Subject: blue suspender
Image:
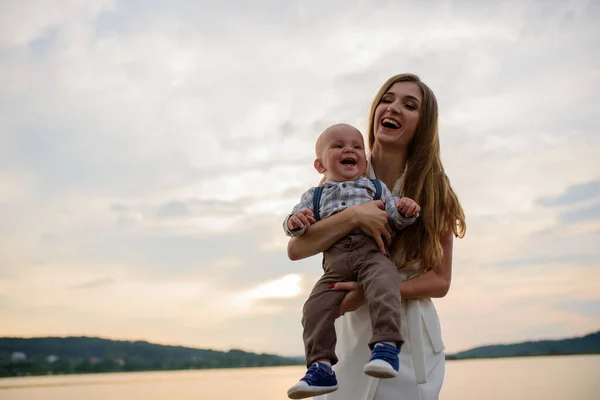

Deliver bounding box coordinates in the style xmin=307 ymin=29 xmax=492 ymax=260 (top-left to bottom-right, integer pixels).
xmin=371 ymin=179 xmax=382 ymax=201
xmin=313 ymin=186 xmax=325 ymax=222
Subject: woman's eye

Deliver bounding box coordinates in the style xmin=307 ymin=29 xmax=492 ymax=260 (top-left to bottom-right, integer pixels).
xmin=381 ymin=98 xmax=392 ymax=104
xmin=405 ymin=104 xmax=416 ymax=110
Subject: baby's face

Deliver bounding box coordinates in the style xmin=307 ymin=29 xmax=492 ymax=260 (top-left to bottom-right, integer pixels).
xmin=315 ymin=125 xmax=367 ymax=182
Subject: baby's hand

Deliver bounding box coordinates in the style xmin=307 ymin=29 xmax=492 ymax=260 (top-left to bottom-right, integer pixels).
xmin=288 ymin=208 xmax=316 ymax=231
xmin=396 ymin=197 xmax=420 ymax=217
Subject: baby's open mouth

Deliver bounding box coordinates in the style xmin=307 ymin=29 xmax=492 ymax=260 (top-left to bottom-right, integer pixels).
xmin=341 ymin=158 xmax=356 ymax=165
xmin=381 ymin=117 xmax=401 ymax=129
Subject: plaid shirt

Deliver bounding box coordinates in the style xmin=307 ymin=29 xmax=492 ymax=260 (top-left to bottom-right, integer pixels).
xmin=283 ymin=176 xmax=418 ymax=237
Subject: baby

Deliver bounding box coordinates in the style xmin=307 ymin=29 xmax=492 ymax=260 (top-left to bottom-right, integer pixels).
xmin=284 ymin=123 xmax=420 ymax=399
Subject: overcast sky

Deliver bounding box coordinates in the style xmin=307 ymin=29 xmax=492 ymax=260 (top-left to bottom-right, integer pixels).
xmin=1 ymin=0 xmax=599 ymax=356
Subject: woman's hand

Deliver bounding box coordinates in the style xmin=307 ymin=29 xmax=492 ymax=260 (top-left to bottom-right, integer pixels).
xmin=331 ymin=282 xmax=366 ymax=317
xmin=350 ymin=200 xmax=392 ymax=255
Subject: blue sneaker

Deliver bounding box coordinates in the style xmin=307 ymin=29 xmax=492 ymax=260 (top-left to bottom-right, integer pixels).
xmin=363 ymin=343 xmax=400 ymax=378
xmin=287 ymin=362 xmax=338 ymax=399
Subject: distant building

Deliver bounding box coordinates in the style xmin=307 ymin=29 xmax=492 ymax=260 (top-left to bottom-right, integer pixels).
xmin=113 ymin=357 xmax=125 ymax=366
xmin=11 ymin=352 xmax=27 ymax=362
xmin=89 ymin=357 xmax=102 ymax=365
xmin=46 ymin=355 xmax=59 ymax=364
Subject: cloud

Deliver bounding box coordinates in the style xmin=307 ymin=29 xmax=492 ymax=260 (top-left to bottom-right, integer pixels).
xmin=537 ymin=179 xmax=600 ymax=207
xmin=0 ymin=0 xmax=116 ymax=46
xmin=71 ymin=277 xmax=115 ymax=290
xmin=555 ymin=300 xmax=600 ymax=318
xmin=488 ymin=254 xmax=598 ymax=269
xmin=235 ymin=273 xmax=302 ymax=302
xmin=155 ymin=201 xmax=191 ymax=219
xmin=560 ymin=202 xmax=600 ymax=224
xmin=154 ymin=199 xmax=248 ymax=220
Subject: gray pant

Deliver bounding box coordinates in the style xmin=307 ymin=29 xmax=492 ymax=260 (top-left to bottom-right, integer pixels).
xmin=302 ymin=232 xmax=403 ymax=366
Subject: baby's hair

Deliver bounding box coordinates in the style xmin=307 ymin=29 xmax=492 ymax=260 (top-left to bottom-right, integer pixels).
xmin=315 ymin=123 xmax=362 ymax=158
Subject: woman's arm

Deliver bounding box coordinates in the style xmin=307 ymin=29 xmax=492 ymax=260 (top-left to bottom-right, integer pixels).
xmin=287 ymin=200 xmax=392 ymax=261
xmin=287 ymin=208 xmax=356 ymax=261
xmin=400 ymin=230 xmax=453 ymax=298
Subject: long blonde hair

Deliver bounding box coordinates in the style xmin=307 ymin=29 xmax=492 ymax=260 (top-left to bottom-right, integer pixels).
xmin=367 ymin=74 xmax=466 ymax=271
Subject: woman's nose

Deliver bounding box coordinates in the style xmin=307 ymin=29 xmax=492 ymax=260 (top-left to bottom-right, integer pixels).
xmin=387 ymin=101 xmax=401 ymax=114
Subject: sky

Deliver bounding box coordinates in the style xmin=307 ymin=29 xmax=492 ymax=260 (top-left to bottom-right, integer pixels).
xmin=0 ymin=0 xmax=599 ymax=357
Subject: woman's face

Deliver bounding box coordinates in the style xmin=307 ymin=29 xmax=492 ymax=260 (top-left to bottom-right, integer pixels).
xmin=373 ymin=81 xmax=422 ymax=149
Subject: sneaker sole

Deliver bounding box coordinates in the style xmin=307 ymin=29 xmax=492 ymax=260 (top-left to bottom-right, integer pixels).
xmin=287 ymin=385 xmax=339 ymax=399
xmin=364 ymin=362 xmax=397 ymax=379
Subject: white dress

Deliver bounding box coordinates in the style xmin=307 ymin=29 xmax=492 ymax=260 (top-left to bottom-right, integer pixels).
xmin=315 ymin=164 xmax=446 ymax=400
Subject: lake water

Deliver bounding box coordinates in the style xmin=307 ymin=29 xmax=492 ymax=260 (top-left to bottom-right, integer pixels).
xmin=0 ymin=355 xmax=598 ymax=399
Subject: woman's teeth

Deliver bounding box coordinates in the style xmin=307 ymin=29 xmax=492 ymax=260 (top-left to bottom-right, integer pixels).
xmin=382 ymin=118 xmax=400 ymax=129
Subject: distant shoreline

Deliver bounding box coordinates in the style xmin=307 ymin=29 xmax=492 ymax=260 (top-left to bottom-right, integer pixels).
xmin=2 ymin=331 xmax=598 ymax=378
xmin=445 ymin=352 xmax=600 ymax=361
xmin=444 ymin=330 xmax=599 ymax=360
xmin=0 ymin=337 xmax=303 ymax=379
xmin=3 ymin=353 xmax=600 ymax=380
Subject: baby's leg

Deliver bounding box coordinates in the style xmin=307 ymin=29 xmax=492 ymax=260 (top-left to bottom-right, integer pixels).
xmin=302 ymin=240 xmax=354 ymax=366
xmin=352 ymin=243 xmax=403 ymax=378
xmin=302 ymin=273 xmax=348 ymax=366
xmin=288 ymin=249 xmax=350 ymax=399
xmin=354 ymin=244 xmax=403 ymax=348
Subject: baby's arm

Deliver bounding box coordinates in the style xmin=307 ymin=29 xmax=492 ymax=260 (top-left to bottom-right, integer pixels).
xmin=396 ymin=197 xmax=420 ymax=218
xmin=283 ymin=188 xmax=317 ymax=237
xmin=379 ymin=183 xmax=419 ymax=231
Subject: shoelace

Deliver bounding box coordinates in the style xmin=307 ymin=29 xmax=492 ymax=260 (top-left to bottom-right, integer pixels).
xmin=302 ymin=363 xmax=332 ymax=384
xmin=370 ymin=345 xmax=399 ymax=364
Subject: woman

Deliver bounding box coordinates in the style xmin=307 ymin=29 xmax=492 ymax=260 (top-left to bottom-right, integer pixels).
xmin=288 ymin=73 xmax=466 ymax=400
